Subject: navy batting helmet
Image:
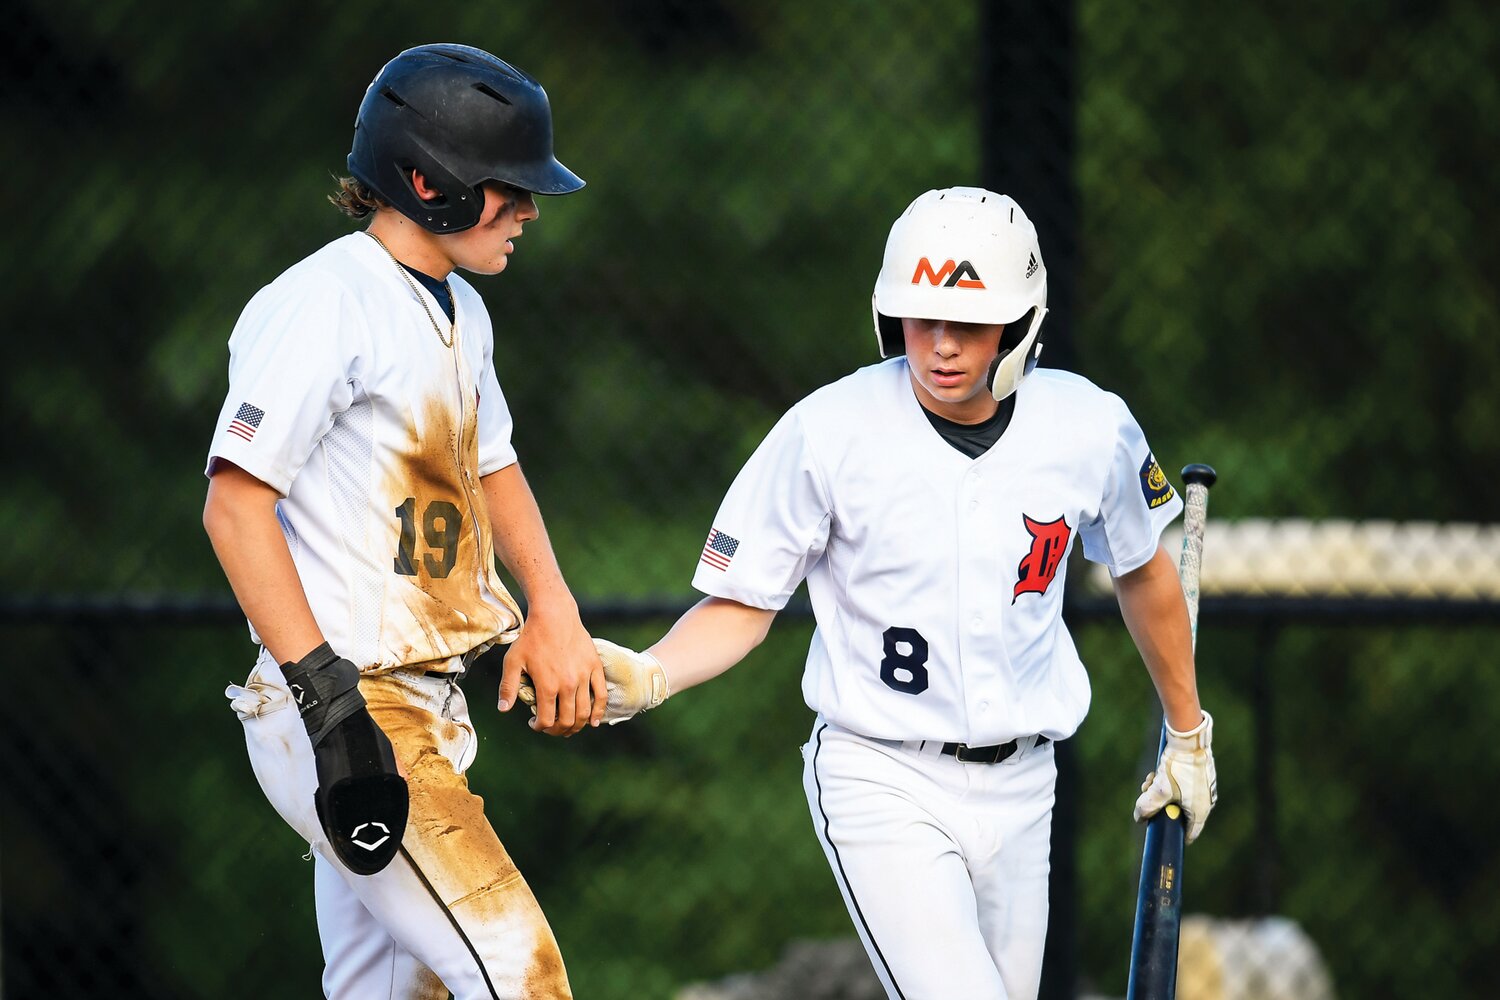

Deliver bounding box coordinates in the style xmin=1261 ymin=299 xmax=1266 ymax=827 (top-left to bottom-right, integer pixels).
xmin=348 ymin=43 xmax=585 ymax=233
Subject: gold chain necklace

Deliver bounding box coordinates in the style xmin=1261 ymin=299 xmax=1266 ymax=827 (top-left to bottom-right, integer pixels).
xmin=363 ymin=231 xmax=456 ymax=349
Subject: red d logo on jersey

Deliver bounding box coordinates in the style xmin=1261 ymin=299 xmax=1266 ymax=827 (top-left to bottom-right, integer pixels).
xmin=1014 ymin=514 xmax=1071 ymax=602
xmin=912 ymin=257 xmax=986 ymax=288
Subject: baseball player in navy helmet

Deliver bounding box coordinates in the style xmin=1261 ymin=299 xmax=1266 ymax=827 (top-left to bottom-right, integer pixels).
xmin=203 ymin=44 xmax=601 ymax=999
xmin=581 ymin=188 xmax=1218 ymax=999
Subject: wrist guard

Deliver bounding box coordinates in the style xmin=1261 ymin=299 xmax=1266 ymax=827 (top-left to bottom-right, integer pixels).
xmin=281 ymin=644 xmax=366 ymax=746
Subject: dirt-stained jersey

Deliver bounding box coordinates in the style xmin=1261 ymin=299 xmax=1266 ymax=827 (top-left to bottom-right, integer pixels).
xmin=206 ymin=233 xmax=522 ymax=672
xmin=692 ymin=358 xmax=1182 ymax=745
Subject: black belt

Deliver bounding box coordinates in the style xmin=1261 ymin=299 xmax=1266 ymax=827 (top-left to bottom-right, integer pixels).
xmin=941 ymin=735 xmax=1049 ymax=764
xmin=419 ymin=650 xmax=481 ymax=679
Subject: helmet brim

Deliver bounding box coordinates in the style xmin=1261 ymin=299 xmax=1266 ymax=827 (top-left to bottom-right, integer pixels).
xmin=503 ymin=158 xmax=586 ymax=196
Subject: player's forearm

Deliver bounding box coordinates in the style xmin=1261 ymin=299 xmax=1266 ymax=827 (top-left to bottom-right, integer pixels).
xmin=647 ymin=597 xmax=777 ymax=693
xmin=481 ymin=464 xmax=578 ymax=616
xmin=203 ymin=464 xmax=325 ymax=664
xmin=1114 ymin=544 xmax=1202 ymax=732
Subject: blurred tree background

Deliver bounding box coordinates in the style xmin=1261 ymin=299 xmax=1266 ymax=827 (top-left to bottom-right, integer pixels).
xmin=3 ymin=0 xmax=1497 ymax=998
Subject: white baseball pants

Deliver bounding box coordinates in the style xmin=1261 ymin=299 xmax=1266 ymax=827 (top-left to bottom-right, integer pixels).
xmin=803 ymin=719 xmax=1056 ymax=1000
xmin=227 ymin=650 xmax=570 ymax=1000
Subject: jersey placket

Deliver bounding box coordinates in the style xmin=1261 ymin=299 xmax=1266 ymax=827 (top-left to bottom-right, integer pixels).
xmin=443 ymin=304 xmax=493 ymax=616
xmin=954 ymin=457 xmax=1013 ymax=743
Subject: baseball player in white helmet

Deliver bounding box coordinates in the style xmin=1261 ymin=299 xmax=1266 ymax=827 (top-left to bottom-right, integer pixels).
xmin=202 ymin=44 xmax=602 ymax=999
xmin=585 ymin=188 xmax=1218 ymax=999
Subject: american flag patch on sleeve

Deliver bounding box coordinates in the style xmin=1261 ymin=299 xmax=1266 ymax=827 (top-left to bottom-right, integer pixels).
xmin=226 ymin=402 xmax=265 ymax=442
xmin=700 ymin=528 xmax=740 ymax=571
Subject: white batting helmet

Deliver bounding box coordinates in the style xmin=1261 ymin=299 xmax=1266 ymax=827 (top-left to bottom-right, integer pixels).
xmin=871 ymin=187 xmax=1048 ymax=401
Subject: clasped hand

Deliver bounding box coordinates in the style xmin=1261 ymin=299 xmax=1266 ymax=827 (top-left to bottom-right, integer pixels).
xmin=518 ymin=637 xmax=669 ymax=729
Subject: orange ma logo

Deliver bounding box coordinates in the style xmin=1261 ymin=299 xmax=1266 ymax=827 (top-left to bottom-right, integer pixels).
xmin=912 ymin=258 xmax=986 ymax=289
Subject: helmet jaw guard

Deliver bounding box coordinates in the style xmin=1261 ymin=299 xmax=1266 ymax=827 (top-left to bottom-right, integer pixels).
xmin=870 ymin=187 xmax=1049 ymax=401
xmin=348 ymin=44 xmax=584 ymax=234
xmin=986 ymin=305 xmax=1048 ymax=402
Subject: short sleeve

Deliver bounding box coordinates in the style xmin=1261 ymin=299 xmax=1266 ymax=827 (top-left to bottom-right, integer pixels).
xmin=691 ymin=409 xmax=833 ymax=610
xmin=476 ymin=350 xmax=518 ymax=475
xmin=205 ymin=279 xmax=360 ymax=494
xmin=1078 ymin=394 xmax=1184 ymax=576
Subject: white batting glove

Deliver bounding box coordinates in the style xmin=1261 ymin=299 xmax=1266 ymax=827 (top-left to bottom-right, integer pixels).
xmin=517 ymin=638 xmax=670 ymax=725
xmin=1133 ymin=711 xmax=1218 ymax=844
xmin=591 ymin=638 xmax=671 ymax=724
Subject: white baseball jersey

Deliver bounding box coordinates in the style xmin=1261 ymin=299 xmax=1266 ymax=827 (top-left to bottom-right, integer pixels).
xmin=206 ymin=233 xmax=522 ymax=672
xmin=693 ymin=358 xmax=1182 ymax=746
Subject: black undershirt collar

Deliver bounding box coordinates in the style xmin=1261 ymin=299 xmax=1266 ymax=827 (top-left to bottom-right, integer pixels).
xmin=919 ymin=393 xmax=1017 ymax=459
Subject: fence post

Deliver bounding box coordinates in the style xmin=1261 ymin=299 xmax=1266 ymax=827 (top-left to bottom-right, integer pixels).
xmin=979 ymin=0 xmax=1079 ymax=372
xmin=983 ymin=2 xmax=1079 ymax=996
xmin=1041 ymin=736 xmax=1079 ymax=1000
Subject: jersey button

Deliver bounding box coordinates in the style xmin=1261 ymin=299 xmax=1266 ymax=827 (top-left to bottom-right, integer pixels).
xmin=979 ymin=700 xmax=990 ymax=712
xmin=969 ymin=499 xmax=980 ymax=510
xmin=970 ymin=616 xmax=983 ymax=632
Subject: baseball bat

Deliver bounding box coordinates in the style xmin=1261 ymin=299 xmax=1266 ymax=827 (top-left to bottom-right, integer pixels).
xmin=1124 ymin=463 xmax=1217 ymax=1000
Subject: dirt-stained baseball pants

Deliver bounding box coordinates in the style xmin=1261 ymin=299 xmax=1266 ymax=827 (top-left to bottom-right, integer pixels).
xmin=227 ymin=649 xmax=570 ymax=1000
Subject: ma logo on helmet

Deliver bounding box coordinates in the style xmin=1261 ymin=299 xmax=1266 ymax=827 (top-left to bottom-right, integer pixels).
xmin=912 ymin=257 xmax=986 ymax=289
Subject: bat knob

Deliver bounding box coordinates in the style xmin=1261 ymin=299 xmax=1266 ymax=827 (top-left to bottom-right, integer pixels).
xmin=1181 ymin=463 xmax=1217 ymax=489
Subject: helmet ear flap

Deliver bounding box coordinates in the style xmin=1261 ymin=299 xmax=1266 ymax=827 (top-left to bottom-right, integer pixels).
xmin=385 ymin=151 xmax=485 ymax=232
xmin=877 ymin=313 xmax=904 ymax=359
xmin=871 ymin=297 xmax=906 ymax=359
xmin=998 ymin=307 xmax=1037 ymax=356
xmin=987 ymin=307 xmax=1048 ymax=402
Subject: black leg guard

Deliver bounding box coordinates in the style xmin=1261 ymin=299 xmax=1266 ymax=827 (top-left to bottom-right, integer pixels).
xmin=283 ymin=643 xmax=409 ymax=875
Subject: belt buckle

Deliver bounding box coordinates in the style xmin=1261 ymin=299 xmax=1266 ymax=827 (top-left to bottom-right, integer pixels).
xmin=957 ymin=743 xmax=1005 ymax=764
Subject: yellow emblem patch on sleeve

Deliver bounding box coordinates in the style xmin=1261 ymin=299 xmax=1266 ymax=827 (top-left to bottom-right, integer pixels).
xmin=1139 ymin=453 xmax=1176 ymax=509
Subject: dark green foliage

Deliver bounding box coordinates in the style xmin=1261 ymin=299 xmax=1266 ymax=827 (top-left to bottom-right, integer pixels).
xmin=4 ymin=0 xmax=1499 ymax=997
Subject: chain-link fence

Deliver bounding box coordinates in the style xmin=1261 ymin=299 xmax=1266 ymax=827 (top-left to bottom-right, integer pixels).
xmin=6 ymin=0 xmax=1499 ymax=997
xmin=6 ymin=603 xmax=1497 ymax=999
